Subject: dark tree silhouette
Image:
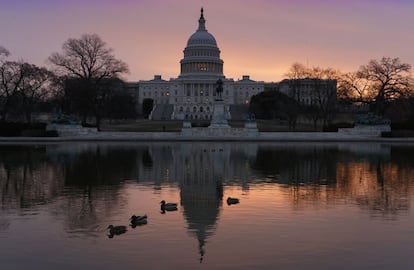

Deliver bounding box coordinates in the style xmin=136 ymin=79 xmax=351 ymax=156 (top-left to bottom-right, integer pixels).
xmin=1 ymin=47 xmax=53 ymax=123
xmin=249 ymin=91 xmax=300 ymax=129
xmin=284 ymin=63 xmax=339 ymax=129
xmin=49 ymin=34 xmax=129 ymax=130
xmin=357 ymin=57 xmax=412 ymax=115
xmin=337 ymin=71 xmax=371 ymax=105
xmin=0 ymin=60 xmax=22 ymax=121
xmin=19 ymin=63 xmax=53 ymax=123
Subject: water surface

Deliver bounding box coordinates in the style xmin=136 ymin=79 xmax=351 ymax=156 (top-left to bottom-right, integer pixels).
xmin=1 ymin=142 xmax=414 ymax=269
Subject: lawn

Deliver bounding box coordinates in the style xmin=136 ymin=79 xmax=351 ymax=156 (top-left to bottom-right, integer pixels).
xmin=101 ymin=119 xmax=318 ymax=132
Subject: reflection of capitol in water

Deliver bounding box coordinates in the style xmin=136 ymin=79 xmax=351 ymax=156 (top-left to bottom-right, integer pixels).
xmin=137 ymin=142 xmax=259 ymax=262
xmin=2 ymin=142 xmax=414 ymax=243
xmin=138 ymin=142 xmax=259 ymax=186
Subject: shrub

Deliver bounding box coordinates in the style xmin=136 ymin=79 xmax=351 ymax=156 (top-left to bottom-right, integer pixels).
xmin=391 ymin=122 xmax=414 ymax=131
xmin=0 ymin=122 xmax=55 ymax=137
xmin=0 ymin=122 xmax=27 ymax=136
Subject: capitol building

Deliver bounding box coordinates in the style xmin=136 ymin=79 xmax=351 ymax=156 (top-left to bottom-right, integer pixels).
xmin=135 ymin=8 xmax=264 ymax=121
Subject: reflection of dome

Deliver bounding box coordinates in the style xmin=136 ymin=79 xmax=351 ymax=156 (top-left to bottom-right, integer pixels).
xmin=180 ymin=178 xmax=223 ymax=263
xmin=180 ymin=8 xmax=224 ymax=78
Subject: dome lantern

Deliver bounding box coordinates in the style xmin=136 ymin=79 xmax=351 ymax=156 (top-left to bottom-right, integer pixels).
xmin=198 ymin=8 xmax=206 ymax=31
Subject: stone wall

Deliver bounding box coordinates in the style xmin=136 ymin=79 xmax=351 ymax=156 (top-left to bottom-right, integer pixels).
xmin=338 ymin=124 xmax=390 ymax=137
xmin=46 ymin=124 xmax=98 ymax=137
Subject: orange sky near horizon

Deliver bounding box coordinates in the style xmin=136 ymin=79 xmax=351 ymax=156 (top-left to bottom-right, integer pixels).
xmin=1 ymin=0 xmax=413 ymax=82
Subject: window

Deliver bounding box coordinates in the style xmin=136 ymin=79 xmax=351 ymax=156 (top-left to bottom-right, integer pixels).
xmin=186 ymin=85 xmax=191 ymax=96
xmin=194 ymin=86 xmax=198 ymax=96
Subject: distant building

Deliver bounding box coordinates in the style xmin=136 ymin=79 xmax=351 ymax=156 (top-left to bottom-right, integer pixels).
xmin=278 ymin=78 xmax=337 ymax=107
xmin=130 ymin=9 xmax=338 ymax=121
xmin=134 ymin=9 xmax=264 ymax=120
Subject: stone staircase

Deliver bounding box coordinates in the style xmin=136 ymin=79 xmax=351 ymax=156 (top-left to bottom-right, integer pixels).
xmin=229 ymin=105 xmax=249 ymax=121
xmin=149 ymin=104 xmax=174 ymax=120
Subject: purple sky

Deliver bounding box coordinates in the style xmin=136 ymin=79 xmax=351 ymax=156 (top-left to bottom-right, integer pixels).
xmin=1 ymin=0 xmax=413 ymax=82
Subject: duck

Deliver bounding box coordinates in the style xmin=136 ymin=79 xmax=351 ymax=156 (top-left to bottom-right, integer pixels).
xmin=107 ymin=225 xmax=127 ymax=237
xmin=160 ymin=200 xmax=178 ymax=211
xmin=226 ymin=197 xmax=240 ymax=205
xmin=130 ymin=214 xmax=148 ymax=226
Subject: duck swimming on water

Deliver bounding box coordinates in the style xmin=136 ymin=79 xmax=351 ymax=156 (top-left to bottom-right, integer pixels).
xmin=107 ymin=225 xmax=127 ymax=238
xmin=130 ymin=214 xmax=148 ymax=227
xmin=160 ymin=200 xmax=178 ymax=211
xmin=226 ymin=197 xmax=240 ymax=205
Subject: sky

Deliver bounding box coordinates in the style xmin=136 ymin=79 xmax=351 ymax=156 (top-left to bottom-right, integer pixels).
xmin=1 ymin=0 xmax=413 ymax=82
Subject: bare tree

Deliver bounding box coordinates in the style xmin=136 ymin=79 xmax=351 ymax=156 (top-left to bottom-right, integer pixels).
xmin=0 ymin=46 xmax=10 ymax=60
xmin=0 ymin=47 xmax=12 ymax=121
xmin=49 ymin=34 xmax=129 ymax=130
xmin=285 ymin=62 xmax=340 ymax=80
xmin=1 ymin=46 xmax=54 ymax=123
xmin=284 ymin=63 xmax=339 ymax=129
xmin=357 ymin=57 xmax=413 ymax=115
xmin=0 ymin=60 xmax=24 ymax=121
xmin=309 ymin=66 xmax=340 ymax=80
xmin=284 ymin=62 xmax=311 ymax=79
xmin=19 ymin=63 xmax=54 ymax=123
xmin=337 ymin=72 xmax=371 ymax=104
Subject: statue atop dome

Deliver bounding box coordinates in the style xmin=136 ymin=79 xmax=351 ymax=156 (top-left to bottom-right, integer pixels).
xmin=198 ymin=7 xmax=206 ymax=31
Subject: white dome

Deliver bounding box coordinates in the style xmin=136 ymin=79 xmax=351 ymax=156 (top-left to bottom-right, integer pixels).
xmin=179 ymin=8 xmax=224 ymax=78
xmin=187 ymin=30 xmax=217 ymax=47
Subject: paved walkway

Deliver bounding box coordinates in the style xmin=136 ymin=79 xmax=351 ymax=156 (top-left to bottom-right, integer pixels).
xmin=1 ymin=131 xmax=414 ymax=143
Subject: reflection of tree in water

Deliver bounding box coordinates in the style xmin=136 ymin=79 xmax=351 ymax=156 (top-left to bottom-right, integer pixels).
xmin=50 ymin=144 xmax=141 ymax=232
xmin=251 ymin=144 xmax=414 ymax=219
xmin=0 ymin=216 xmax=10 ymax=231
xmin=0 ymin=144 xmax=143 ymax=234
xmin=0 ymin=145 xmax=63 ymax=210
xmin=142 ymin=148 xmax=153 ymax=168
xmin=336 ymin=146 xmax=414 ymax=219
xmin=49 ymin=144 xmax=139 ymax=186
xmin=252 ymin=145 xmax=338 ymax=185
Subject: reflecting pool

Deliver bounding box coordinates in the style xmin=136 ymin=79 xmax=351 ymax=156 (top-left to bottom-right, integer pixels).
xmin=1 ymin=142 xmax=414 ymax=269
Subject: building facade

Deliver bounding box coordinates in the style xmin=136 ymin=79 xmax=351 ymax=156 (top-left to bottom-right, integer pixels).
xmin=278 ymin=78 xmax=337 ymax=107
xmin=136 ymin=9 xmax=264 ymax=120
